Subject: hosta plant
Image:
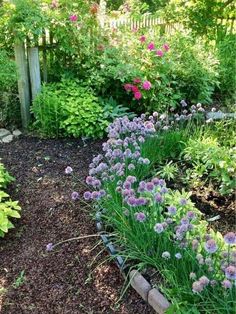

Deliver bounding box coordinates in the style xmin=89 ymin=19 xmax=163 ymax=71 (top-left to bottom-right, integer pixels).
xmin=0 ymin=163 xmax=21 ymax=237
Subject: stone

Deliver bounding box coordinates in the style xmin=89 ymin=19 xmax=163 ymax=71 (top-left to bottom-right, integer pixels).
xmin=0 ymin=128 xmax=11 ymax=139
xmin=2 ymin=134 xmax=14 ymax=143
xmin=13 ymin=129 xmax=22 ymax=137
xmin=148 ymin=288 xmax=170 ymax=314
xmin=206 ymin=112 xmax=236 ymax=120
xmin=130 ymin=270 xmax=152 ymax=302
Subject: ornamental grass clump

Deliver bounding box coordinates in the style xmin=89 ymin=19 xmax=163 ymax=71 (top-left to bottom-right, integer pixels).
xmin=84 ymin=112 xmax=235 ymax=313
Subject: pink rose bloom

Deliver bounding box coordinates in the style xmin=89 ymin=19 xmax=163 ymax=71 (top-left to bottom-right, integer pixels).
xmin=142 ymin=80 xmax=152 ymax=90
xmin=156 ymin=50 xmax=163 ymax=57
xmin=69 ymin=15 xmax=78 ymax=22
xmin=147 ymin=42 xmax=155 ymax=50
xmin=140 ymin=35 xmax=146 ymax=43
xmin=163 ymin=43 xmax=170 ymax=51
xmin=133 ymin=78 xmax=141 ymax=84
xmin=124 ymin=83 xmax=133 ymax=91
xmin=131 ymin=85 xmax=139 ymax=93
xmin=134 ymin=91 xmax=142 ymax=100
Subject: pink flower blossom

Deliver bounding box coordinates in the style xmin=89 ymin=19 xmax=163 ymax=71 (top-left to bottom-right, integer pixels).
xmin=163 ymin=43 xmax=170 ymax=51
xmin=131 ymin=85 xmax=139 ymax=93
xmin=142 ymin=80 xmax=152 ymax=90
xmin=124 ymin=83 xmax=133 ymax=91
xmin=156 ymin=50 xmax=164 ymax=57
xmin=140 ymin=35 xmax=146 ymax=43
xmin=134 ymin=91 xmax=142 ymax=100
xmin=147 ymin=42 xmax=155 ymax=50
xmin=133 ymin=78 xmax=141 ymax=84
xmin=69 ymin=15 xmax=78 ymax=22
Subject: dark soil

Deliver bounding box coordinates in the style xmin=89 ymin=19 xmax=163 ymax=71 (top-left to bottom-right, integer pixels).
xmin=169 ymin=179 xmax=235 ymax=234
xmin=0 ymin=136 xmax=154 ymax=314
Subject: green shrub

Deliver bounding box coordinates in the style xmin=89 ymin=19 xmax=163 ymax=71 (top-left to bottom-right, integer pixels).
xmin=216 ymin=34 xmax=236 ymax=104
xmin=0 ymin=163 xmax=21 ymax=237
xmin=183 ymin=136 xmax=236 ymax=194
xmin=0 ymin=50 xmax=20 ymax=127
xmin=32 ymin=79 xmax=108 ymax=138
xmin=31 ymin=83 xmax=62 ymax=138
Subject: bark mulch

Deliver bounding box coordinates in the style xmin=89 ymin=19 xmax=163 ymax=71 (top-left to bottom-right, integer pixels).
xmin=0 ymin=136 xmax=154 ymax=314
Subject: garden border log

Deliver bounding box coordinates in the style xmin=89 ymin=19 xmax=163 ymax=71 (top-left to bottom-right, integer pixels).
xmin=95 ymin=209 xmax=171 ymax=313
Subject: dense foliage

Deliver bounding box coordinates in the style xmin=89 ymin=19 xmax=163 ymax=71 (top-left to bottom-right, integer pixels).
xmin=32 ymin=78 xmax=134 ymax=138
xmin=0 ymin=162 xmax=21 ymax=237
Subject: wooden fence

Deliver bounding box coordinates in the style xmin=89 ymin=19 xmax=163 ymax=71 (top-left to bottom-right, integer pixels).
xmin=102 ymin=16 xmax=184 ymax=34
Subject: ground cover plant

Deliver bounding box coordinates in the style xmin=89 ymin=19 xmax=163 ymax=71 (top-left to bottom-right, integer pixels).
xmin=0 ymin=162 xmax=21 ymax=237
xmin=83 ymin=111 xmax=236 ymax=313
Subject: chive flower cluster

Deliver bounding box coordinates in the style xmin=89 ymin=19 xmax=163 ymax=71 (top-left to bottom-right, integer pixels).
xmin=83 ymin=110 xmax=235 ymax=296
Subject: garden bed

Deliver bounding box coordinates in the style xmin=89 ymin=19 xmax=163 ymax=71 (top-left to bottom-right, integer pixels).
xmin=84 ymin=113 xmax=236 ymax=313
xmin=0 ymin=136 xmax=154 ymax=314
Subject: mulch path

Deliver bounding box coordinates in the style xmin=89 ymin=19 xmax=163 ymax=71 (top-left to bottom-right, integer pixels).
xmin=0 ymin=136 xmax=154 ymax=314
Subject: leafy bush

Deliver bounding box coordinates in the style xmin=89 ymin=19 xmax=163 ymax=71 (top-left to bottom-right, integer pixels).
xmin=32 ymin=79 xmax=107 ymax=138
xmin=217 ymin=34 xmax=236 ymax=104
xmin=183 ymin=136 xmax=236 ymax=195
xmin=0 ymin=163 xmax=21 ymax=237
xmin=0 ymin=50 xmax=20 ymax=127
xmin=32 ymin=79 xmax=133 ymax=138
xmin=59 ymin=80 xmax=108 ymax=138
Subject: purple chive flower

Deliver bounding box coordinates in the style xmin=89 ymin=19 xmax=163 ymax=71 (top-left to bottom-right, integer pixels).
xmin=152 ymin=178 xmax=160 ymax=186
xmin=199 ymin=276 xmax=210 ymax=286
xmin=126 ymin=175 xmax=137 ymax=183
xmin=225 ymin=265 xmax=236 ymax=280
xmin=127 ymin=196 xmax=137 ymax=206
xmin=162 ymin=251 xmax=170 ymax=259
xmin=143 ymin=158 xmax=150 ymax=165
xmin=179 ymin=198 xmax=187 ymax=206
xmin=192 ymin=281 xmax=204 ymax=293
xmin=186 ymin=211 xmax=196 ymax=220
xmin=83 ymin=191 xmax=92 ymax=200
xmin=180 ymin=217 xmax=189 ymax=225
xmin=222 ymin=279 xmax=232 ymax=289
xmin=128 ymin=164 xmax=135 ymax=171
xmin=159 ymin=179 xmax=165 ymax=186
xmin=154 ymin=193 xmax=163 ymax=203
xmin=189 ymin=272 xmax=196 ymax=280
xmin=180 ymin=100 xmax=188 ymax=107
xmin=91 ymin=191 xmax=100 ymax=200
xmin=224 ymin=232 xmax=236 ymax=245
xmin=123 ymin=181 xmax=132 ymax=189
xmin=86 ymin=176 xmax=93 ymax=185
xmin=71 ymin=191 xmax=79 ymax=200
xmin=154 ymin=223 xmax=164 ymax=234
xmin=167 ymin=205 xmax=177 ymax=215
xmin=146 ymin=182 xmax=154 ymax=191
xmin=136 ymin=197 xmax=148 ymax=206
xmin=99 ymin=190 xmax=106 ymax=197
xmin=175 ymin=253 xmax=182 ymax=259
xmin=135 ymin=212 xmax=146 ymax=222
xmin=160 ymin=187 xmax=168 ymax=194
xmin=205 ymin=239 xmax=218 ymax=254
xmin=65 ymin=166 xmax=73 ymax=174
xmin=46 ymin=243 xmax=54 ymax=252
xmin=166 ymin=218 xmax=173 ymax=224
